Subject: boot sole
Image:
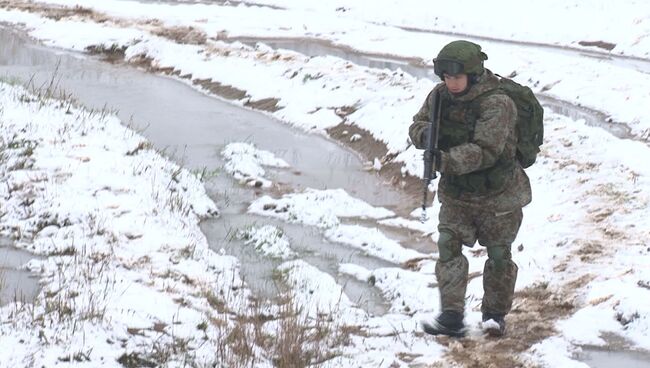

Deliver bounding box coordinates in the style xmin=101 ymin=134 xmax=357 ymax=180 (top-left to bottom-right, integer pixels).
xmin=421 ymin=321 xmax=466 ymax=338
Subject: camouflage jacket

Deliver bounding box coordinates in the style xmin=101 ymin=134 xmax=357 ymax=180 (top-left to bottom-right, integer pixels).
xmin=410 ymin=69 xmax=532 ymax=212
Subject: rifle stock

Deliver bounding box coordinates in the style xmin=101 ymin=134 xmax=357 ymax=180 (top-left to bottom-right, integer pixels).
xmin=421 ymin=90 xmax=441 ymax=223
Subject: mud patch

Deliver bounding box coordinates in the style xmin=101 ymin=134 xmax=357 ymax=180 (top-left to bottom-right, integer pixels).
xmin=578 ymin=40 xmax=617 ymax=51
xmin=432 ymin=281 xmax=577 ymax=368
xmin=85 ymin=44 xmax=127 ymax=63
xmin=327 ymin=123 xmax=422 ymax=203
xmin=0 ymin=1 xmax=110 ymax=23
xmin=84 ymin=43 xmax=279 ymax=113
xmin=244 ymin=97 xmax=281 ymax=112
xmin=328 ymin=123 xmax=387 ymax=161
xmin=151 ymin=26 xmax=207 ymax=45
xmin=1 ymin=1 xmax=201 ymax=47
xmin=192 ymin=78 xmax=247 ymax=100
xmin=574 ymin=240 xmax=604 ymax=262
xmin=42 ymin=5 xmax=108 ymax=22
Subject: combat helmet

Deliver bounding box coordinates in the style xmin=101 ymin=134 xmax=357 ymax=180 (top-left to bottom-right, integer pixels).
xmin=433 ymin=40 xmax=488 ymax=79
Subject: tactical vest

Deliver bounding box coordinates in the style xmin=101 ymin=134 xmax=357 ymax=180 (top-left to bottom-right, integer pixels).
xmin=438 ymin=89 xmax=515 ymax=197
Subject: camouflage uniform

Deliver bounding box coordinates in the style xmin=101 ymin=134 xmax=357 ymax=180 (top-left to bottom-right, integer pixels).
xmin=409 ymin=69 xmax=532 ymax=316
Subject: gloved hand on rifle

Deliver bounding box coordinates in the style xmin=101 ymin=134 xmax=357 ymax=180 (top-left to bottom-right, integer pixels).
xmin=408 ymin=120 xmax=445 ymax=172
xmin=408 ymin=120 xmax=429 ymax=149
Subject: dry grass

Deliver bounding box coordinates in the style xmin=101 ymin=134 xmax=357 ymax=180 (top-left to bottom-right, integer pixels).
xmin=270 ymin=299 xmax=342 ymax=367
xmin=203 ymin=291 xmax=350 ymax=367
xmin=85 ymin=44 xmax=127 ymax=62
xmin=244 ymin=97 xmax=281 ymax=112
xmin=151 ymin=26 xmax=207 ymax=45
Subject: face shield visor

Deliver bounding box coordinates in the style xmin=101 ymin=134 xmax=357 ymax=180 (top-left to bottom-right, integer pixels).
xmin=433 ymin=58 xmax=465 ymax=78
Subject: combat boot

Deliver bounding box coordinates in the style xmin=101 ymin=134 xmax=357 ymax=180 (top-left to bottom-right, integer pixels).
xmin=422 ymin=311 xmax=466 ymax=337
xmin=481 ymin=312 xmax=506 ymax=337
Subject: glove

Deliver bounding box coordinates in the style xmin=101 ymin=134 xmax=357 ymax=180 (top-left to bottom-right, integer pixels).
xmin=408 ymin=121 xmax=429 ymax=149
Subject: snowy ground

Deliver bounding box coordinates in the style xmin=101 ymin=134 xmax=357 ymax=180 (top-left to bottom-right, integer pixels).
xmin=0 ymin=81 xmax=250 ymax=366
xmin=0 ymin=0 xmax=649 ymax=367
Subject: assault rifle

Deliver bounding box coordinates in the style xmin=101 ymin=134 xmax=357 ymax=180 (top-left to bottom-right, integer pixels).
xmin=420 ymin=90 xmax=442 ymax=223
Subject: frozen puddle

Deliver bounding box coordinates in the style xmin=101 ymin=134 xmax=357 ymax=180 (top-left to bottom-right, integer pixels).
xmin=0 ymin=238 xmax=39 ymax=306
xmin=0 ymin=27 xmax=424 ymax=315
xmin=539 ymin=96 xmax=635 ymax=140
xmin=0 ymin=27 xmax=413 ymax=215
xmin=581 ymin=347 xmax=650 ymax=368
xmin=237 ymin=37 xmax=435 ymax=79
xmin=235 ymin=36 xmax=644 ymax=144
xmin=202 ymin=213 xmax=393 ymax=316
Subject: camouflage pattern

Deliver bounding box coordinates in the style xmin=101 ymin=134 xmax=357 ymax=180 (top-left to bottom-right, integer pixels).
xmin=483 ymin=243 xmax=519 ymax=315
xmin=434 ymin=40 xmax=488 ymax=77
xmin=409 ymin=69 xmax=532 ymax=212
xmin=436 ymin=201 xmax=522 ymax=314
xmin=409 ymin=68 xmax=531 ymax=316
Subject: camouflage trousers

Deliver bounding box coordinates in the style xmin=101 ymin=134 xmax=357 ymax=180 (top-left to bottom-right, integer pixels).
xmin=435 ymin=202 xmax=522 ymax=315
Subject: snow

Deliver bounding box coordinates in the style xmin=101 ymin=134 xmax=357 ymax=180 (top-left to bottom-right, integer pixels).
xmin=379 ymin=212 xmax=438 ymax=236
xmin=235 ymin=224 xmax=296 ymax=260
xmin=482 ymin=319 xmax=501 ymax=331
xmin=248 ymin=188 xmax=428 ymax=263
xmin=249 ymin=188 xmax=395 ymax=228
xmin=277 ymin=259 xmax=357 ymax=317
xmin=0 ymin=0 xmax=649 ymax=366
xmin=279 ymin=259 xmax=447 ymax=367
xmin=36 ymin=0 xmax=650 ymax=60
xmin=527 ymin=337 xmax=591 ymax=368
xmin=221 ymin=142 xmax=289 ymax=188
xmin=340 ymin=262 xmax=440 ymax=314
xmin=0 ymin=82 xmax=257 ymax=366
xmin=13 ymin=0 xmax=650 ymax=139
xmin=324 ymin=224 xmax=426 ymax=264
xmin=557 ymin=306 xmax=624 ymax=346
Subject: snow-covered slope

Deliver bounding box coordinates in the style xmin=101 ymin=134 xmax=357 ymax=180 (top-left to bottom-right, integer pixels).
xmin=0 ymin=0 xmax=649 ymax=366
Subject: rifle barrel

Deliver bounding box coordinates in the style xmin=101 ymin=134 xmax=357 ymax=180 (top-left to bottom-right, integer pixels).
xmin=420 ymin=90 xmax=441 ymax=223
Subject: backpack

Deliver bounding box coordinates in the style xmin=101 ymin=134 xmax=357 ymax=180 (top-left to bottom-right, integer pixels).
xmin=495 ymin=75 xmax=544 ymax=168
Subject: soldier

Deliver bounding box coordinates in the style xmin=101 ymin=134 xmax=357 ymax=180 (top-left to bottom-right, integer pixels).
xmin=409 ymin=40 xmax=532 ymax=337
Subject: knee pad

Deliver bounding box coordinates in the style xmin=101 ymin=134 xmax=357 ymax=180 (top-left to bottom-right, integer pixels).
xmin=437 ymin=231 xmax=462 ymax=262
xmin=487 ymin=246 xmax=512 ymax=272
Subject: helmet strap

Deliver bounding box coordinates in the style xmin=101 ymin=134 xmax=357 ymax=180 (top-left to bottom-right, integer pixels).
xmin=468 ymin=72 xmax=482 ymax=85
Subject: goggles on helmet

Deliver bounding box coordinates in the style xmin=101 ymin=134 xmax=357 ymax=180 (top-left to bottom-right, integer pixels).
xmin=433 ymin=58 xmax=465 ymax=77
